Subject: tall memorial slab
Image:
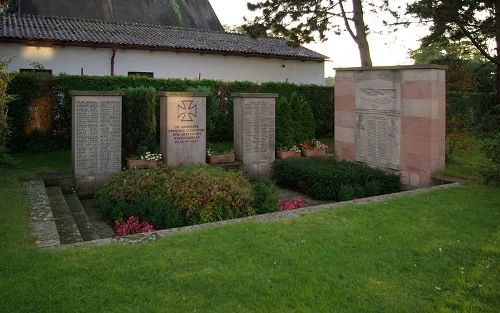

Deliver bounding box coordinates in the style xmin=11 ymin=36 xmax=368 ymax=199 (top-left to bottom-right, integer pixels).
xmin=233 ymin=93 xmax=277 ymax=178
xmin=159 ymin=92 xmax=207 ymax=166
xmin=335 ymin=65 xmax=446 ymax=187
xmin=71 ymin=91 xmax=123 ymax=195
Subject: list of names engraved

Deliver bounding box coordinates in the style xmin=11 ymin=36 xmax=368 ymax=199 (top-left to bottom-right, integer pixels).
xmin=74 ymin=98 xmax=121 ymax=176
xmin=365 ymin=115 xmax=389 ymax=164
xmin=244 ymin=100 xmax=275 ymax=154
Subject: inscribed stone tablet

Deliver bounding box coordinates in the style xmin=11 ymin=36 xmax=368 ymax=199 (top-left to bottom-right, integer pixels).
xmin=71 ymin=92 xmax=122 ymax=189
xmin=159 ymin=92 xmax=207 ymax=166
xmin=233 ymin=93 xmax=276 ymax=178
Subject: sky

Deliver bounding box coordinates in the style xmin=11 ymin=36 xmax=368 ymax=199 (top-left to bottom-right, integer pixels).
xmin=208 ymin=0 xmax=430 ymax=77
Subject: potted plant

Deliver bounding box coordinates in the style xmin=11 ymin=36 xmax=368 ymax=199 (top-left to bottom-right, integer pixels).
xmin=206 ymin=143 xmax=235 ymax=164
xmin=300 ymin=140 xmax=328 ymax=157
xmin=126 ymin=148 xmax=163 ymax=170
xmin=276 ymin=145 xmax=301 ymax=160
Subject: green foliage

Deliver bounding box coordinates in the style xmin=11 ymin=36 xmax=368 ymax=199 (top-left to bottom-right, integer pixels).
xmin=7 ymin=74 xmax=332 ymax=152
xmin=408 ymin=0 xmax=499 ymax=101
xmin=275 ymin=93 xmax=315 ymax=149
xmin=163 ymin=165 xmax=254 ymax=224
xmin=97 ymin=165 xmax=257 ymax=228
xmin=338 ymin=185 xmax=355 ymax=201
xmin=251 ymin=177 xmax=279 ymax=214
xmin=260 ymin=81 xmax=333 ymax=138
xmin=410 ymin=39 xmax=495 ymax=93
xmin=272 ymin=157 xmax=401 ymax=201
xmin=0 ymin=58 xmax=15 ymax=167
xmin=122 ymin=86 xmax=157 ymax=157
xmin=481 ymin=133 xmax=500 ymax=184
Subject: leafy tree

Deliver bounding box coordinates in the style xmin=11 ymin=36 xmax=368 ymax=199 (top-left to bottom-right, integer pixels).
xmin=408 ymin=0 xmax=500 ymax=103
xmin=410 ymin=38 xmax=495 ymax=93
xmin=243 ymin=0 xmax=377 ymax=67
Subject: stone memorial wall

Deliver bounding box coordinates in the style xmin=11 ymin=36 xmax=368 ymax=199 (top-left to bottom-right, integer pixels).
xmin=335 ymin=65 xmax=446 ymax=187
xmin=233 ymin=93 xmax=277 ymax=178
xmin=159 ymin=92 xmax=207 ymax=166
xmin=71 ymin=91 xmax=123 ymax=195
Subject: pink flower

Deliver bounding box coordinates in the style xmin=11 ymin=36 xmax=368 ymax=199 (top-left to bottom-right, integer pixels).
xmin=279 ymin=197 xmax=308 ymax=211
xmin=114 ymin=216 xmax=156 ymax=237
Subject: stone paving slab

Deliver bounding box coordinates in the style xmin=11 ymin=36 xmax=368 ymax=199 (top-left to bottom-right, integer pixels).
xmin=46 ymin=186 xmax=83 ymax=245
xmin=47 ymin=182 xmax=461 ymax=250
xmin=22 ymin=180 xmax=61 ymax=248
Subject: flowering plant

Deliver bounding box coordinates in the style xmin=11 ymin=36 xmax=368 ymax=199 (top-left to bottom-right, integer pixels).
xmin=206 ymin=143 xmax=233 ymax=157
xmin=140 ymin=152 xmax=162 ymax=161
xmin=114 ymin=216 xmax=155 ymax=237
xmin=299 ymin=140 xmax=328 ymax=151
xmin=279 ymin=196 xmax=308 ymax=211
xmin=276 ymin=145 xmax=301 ymax=152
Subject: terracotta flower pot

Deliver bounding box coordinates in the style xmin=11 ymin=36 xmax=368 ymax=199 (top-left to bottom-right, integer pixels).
xmin=276 ymin=151 xmax=301 ymax=160
xmin=207 ymin=153 xmax=235 ymax=164
xmin=301 ymin=149 xmax=326 ymax=157
xmin=126 ymin=159 xmax=158 ymax=170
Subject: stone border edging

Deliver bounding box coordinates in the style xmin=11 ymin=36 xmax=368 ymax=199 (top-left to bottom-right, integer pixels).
xmin=45 ymin=182 xmax=461 ymax=250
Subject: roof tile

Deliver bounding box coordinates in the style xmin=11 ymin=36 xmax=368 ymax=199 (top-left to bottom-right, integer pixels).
xmin=0 ymin=13 xmax=327 ymax=61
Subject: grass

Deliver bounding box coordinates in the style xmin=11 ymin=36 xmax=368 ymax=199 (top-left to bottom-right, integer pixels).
xmin=444 ymin=138 xmax=493 ymax=181
xmin=0 ymin=150 xmax=499 ymax=312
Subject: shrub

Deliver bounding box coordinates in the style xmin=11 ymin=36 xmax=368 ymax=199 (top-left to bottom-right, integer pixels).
xmin=338 ymin=185 xmax=355 ymax=201
xmin=97 ymin=165 xmax=256 ymax=228
xmin=7 ymin=74 xmax=333 ymax=152
xmin=0 ymin=58 xmax=15 ymax=167
xmin=122 ymin=86 xmax=157 ymax=157
xmin=275 ymin=93 xmax=316 ymax=148
xmin=251 ymin=177 xmax=279 ymax=214
xmin=163 ymin=165 xmax=254 ymax=224
xmin=272 ymin=157 xmax=401 ymax=201
xmin=482 ymin=133 xmax=500 ymax=184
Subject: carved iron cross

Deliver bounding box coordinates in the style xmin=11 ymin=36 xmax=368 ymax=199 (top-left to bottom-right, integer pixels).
xmin=177 ymin=100 xmax=197 ymax=122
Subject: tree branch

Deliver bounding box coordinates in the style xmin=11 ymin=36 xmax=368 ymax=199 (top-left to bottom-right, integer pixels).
xmin=339 ymin=0 xmax=357 ymax=42
xmin=456 ymin=22 xmax=497 ymax=64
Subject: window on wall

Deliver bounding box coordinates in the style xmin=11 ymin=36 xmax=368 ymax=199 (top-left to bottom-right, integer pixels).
xmin=20 ymin=69 xmax=53 ymax=75
xmin=128 ymin=72 xmax=154 ymax=78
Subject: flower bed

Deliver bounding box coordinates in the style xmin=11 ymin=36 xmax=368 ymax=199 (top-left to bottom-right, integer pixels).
xmin=97 ymin=165 xmax=279 ymax=230
xmin=272 ymin=157 xmax=401 ymax=201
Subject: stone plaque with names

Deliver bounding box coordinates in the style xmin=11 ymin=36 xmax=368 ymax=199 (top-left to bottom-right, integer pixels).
xmin=355 ymin=87 xmax=400 ymax=169
xmin=71 ymin=91 xmax=123 ymax=195
xmin=233 ymin=93 xmax=277 ymax=178
xmin=159 ymin=92 xmax=207 ymax=166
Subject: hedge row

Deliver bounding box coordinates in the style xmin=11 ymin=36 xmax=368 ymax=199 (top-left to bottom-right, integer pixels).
xmin=272 ymin=157 xmax=401 ymax=201
xmin=7 ymin=74 xmax=334 ymax=152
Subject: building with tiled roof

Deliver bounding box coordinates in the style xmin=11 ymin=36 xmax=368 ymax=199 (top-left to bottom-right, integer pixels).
xmin=0 ymin=2 xmax=326 ymax=84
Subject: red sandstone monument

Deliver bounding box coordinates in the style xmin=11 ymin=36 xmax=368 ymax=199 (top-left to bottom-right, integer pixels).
xmin=334 ymin=65 xmax=447 ymax=187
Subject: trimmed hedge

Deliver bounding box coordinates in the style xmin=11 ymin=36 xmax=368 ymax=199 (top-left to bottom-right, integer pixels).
xmin=276 ymin=93 xmax=316 ymax=149
xmin=7 ymin=74 xmax=333 ymax=152
xmin=122 ymin=86 xmax=157 ymax=157
xmin=272 ymin=157 xmax=401 ymax=201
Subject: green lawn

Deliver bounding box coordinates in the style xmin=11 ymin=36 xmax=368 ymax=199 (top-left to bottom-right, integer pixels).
xmin=443 ymin=138 xmax=493 ymax=181
xmin=0 ymin=150 xmax=499 ymax=312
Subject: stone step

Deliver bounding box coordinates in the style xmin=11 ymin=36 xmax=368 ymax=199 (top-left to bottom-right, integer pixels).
xmin=80 ymin=199 xmax=115 ymax=239
xmin=22 ymin=180 xmax=61 ymax=248
xmin=212 ymin=161 xmax=243 ymax=171
xmin=46 ymin=186 xmax=83 ymax=245
xmin=64 ymin=193 xmax=99 ymax=241
xmin=40 ymin=172 xmax=76 ymax=194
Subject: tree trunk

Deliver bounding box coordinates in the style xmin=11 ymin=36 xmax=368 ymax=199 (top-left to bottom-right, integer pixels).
xmin=352 ymin=0 xmax=372 ymax=67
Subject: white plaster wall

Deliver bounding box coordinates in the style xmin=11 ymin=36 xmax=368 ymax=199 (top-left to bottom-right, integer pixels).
xmin=0 ymin=43 xmax=325 ymax=85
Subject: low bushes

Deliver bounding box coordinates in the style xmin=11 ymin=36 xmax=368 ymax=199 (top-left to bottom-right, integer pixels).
xmin=272 ymin=157 xmax=401 ymax=201
xmin=97 ymin=165 xmax=278 ymax=229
